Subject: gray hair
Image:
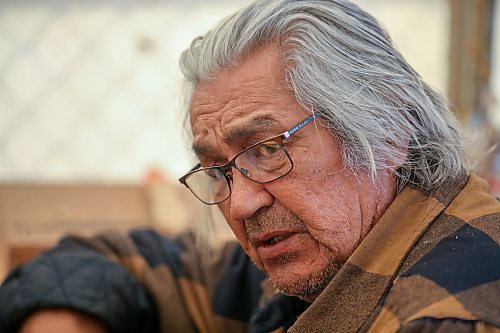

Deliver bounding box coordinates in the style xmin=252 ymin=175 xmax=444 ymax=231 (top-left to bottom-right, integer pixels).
xmin=180 ymin=0 xmax=466 ymax=192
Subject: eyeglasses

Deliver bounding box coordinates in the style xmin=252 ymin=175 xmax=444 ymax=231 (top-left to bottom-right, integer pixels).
xmin=179 ymin=114 xmax=318 ymax=205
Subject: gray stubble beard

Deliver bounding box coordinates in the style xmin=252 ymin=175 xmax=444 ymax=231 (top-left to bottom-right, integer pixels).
xmin=245 ymin=206 xmax=342 ymax=301
xmin=272 ymin=255 xmax=341 ymax=301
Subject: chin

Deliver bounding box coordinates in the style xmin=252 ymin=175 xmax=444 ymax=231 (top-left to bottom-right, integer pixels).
xmin=266 ymin=256 xmax=342 ymax=302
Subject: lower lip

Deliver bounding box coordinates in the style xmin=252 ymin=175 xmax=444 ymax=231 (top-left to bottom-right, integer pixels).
xmin=257 ymin=233 xmax=301 ymax=261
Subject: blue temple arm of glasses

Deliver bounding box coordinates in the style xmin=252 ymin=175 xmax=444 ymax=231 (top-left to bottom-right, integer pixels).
xmin=282 ymin=113 xmax=318 ymax=139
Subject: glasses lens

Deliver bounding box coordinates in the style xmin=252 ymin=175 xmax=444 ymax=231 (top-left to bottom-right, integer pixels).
xmin=184 ymin=167 xmax=230 ymax=204
xmin=235 ymin=140 xmax=292 ymax=182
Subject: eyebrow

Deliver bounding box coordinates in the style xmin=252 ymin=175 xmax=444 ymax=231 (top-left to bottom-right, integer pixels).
xmin=192 ymin=142 xmax=215 ymax=157
xmin=191 ymin=115 xmax=280 ymax=157
xmin=223 ymin=115 xmax=279 ymax=144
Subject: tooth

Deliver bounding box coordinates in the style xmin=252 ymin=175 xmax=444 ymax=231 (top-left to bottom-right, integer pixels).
xmin=268 ymin=236 xmax=283 ymax=244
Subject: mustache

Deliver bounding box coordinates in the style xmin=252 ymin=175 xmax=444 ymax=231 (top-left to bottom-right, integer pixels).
xmin=245 ymin=207 xmax=307 ymax=235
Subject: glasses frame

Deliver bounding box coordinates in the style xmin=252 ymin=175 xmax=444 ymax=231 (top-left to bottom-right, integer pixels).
xmin=179 ymin=113 xmax=318 ymax=205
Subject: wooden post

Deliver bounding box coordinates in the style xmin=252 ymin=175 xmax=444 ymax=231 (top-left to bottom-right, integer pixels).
xmin=448 ymin=0 xmax=494 ymax=122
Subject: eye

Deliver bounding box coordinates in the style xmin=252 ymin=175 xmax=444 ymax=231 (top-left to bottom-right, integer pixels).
xmin=255 ymin=142 xmax=281 ymax=158
xmin=205 ymin=168 xmax=225 ymax=181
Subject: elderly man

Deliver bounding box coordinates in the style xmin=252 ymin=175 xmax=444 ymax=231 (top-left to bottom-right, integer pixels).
xmin=1 ymin=0 xmax=499 ymax=332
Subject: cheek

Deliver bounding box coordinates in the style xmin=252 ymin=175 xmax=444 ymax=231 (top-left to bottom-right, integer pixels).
xmin=269 ymin=168 xmax=365 ymax=257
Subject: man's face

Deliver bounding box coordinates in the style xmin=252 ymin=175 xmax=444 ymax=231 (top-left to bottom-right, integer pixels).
xmin=189 ymin=45 xmax=396 ymax=301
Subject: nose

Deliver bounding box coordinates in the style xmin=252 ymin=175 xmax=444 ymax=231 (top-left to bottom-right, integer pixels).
xmin=227 ymin=169 xmax=274 ymax=221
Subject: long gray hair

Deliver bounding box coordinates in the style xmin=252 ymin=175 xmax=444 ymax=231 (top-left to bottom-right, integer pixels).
xmin=180 ymin=0 xmax=466 ymax=192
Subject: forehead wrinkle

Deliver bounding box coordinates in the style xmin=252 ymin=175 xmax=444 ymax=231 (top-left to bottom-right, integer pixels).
xmin=234 ymin=83 xmax=283 ymax=105
xmin=190 ymin=68 xmax=287 ymax=158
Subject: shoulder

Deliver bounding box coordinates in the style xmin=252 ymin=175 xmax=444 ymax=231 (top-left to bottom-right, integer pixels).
xmin=374 ymin=198 xmax=500 ymax=331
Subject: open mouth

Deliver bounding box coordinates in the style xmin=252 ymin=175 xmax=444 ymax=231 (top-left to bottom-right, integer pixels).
xmin=252 ymin=232 xmax=301 ymax=261
xmin=264 ymin=235 xmax=287 ymax=245
xmin=252 ymin=232 xmax=294 ymax=247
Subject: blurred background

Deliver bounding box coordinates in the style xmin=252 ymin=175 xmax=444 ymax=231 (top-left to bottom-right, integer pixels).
xmin=0 ymin=0 xmax=499 ymax=280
